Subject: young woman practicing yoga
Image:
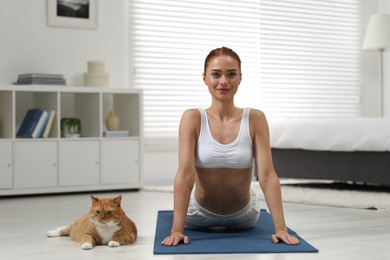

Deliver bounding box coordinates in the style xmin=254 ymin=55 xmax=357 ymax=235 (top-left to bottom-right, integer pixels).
xmin=161 ymin=47 xmax=300 ymax=246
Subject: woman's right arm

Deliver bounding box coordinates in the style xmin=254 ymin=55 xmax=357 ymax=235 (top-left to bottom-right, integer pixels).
xmin=161 ymin=109 xmax=199 ymax=246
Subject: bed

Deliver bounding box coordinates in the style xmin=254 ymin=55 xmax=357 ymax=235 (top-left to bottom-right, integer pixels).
xmin=268 ymin=117 xmax=390 ymax=186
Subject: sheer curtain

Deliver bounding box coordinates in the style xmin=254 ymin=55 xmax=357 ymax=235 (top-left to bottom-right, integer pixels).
xmin=128 ymin=0 xmax=362 ymax=148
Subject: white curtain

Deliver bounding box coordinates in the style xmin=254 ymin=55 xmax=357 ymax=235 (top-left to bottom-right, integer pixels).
xmin=129 ymin=0 xmax=362 ymax=147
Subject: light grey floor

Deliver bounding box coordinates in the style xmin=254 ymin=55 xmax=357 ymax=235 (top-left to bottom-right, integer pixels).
xmin=0 ymin=189 xmax=389 ymax=260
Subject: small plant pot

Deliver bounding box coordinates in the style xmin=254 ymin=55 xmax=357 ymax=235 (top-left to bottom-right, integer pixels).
xmin=61 ymin=118 xmax=81 ymax=138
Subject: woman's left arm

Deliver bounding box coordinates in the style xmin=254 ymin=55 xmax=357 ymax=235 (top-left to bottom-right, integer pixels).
xmin=251 ymin=109 xmax=299 ymax=245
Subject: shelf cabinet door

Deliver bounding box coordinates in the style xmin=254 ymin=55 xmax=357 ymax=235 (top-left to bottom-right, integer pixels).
xmin=101 ymin=139 xmax=140 ymax=185
xmin=14 ymin=141 xmax=57 ymax=189
xmin=0 ymin=141 xmax=13 ymax=189
xmin=59 ymin=140 xmax=100 ymax=187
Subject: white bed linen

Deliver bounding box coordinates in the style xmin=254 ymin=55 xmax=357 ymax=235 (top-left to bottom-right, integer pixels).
xmin=269 ymin=117 xmax=390 ymax=152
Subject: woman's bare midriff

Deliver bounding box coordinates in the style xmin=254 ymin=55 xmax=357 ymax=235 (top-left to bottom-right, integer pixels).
xmin=194 ymin=167 xmax=253 ymax=215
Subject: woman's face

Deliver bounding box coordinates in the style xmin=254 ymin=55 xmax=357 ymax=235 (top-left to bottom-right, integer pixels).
xmin=203 ymin=55 xmax=242 ymax=100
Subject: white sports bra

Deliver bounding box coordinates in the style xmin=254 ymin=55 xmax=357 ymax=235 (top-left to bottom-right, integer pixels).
xmin=195 ymin=108 xmax=254 ymax=169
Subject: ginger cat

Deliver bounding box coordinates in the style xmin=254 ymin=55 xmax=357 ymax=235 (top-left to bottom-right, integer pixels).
xmin=47 ymin=195 xmax=137 ymax=250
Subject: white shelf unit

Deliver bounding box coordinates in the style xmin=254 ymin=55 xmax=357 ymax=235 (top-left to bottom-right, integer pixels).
xmin=0 ymin=85 xmax=143 ymax=196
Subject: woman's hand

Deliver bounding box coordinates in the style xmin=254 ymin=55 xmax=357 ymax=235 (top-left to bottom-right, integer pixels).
xmin=272 ymin=230 xmax=300 ymax=245
xmin=161 ymin=232 xmax=189 ymax=246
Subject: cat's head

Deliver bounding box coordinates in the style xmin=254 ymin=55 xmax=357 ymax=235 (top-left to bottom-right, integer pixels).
xmin=89 ymin=195 xmax=123 ymax=226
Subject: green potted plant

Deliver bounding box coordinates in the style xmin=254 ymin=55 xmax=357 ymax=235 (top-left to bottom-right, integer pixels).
xmin=61 ymin=118 xmax=81 ymax=138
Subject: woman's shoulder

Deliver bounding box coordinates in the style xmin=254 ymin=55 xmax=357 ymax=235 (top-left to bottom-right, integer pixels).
xmin=182 ymin=108 xmax=201 ymax=117
xmin=179 ymin=108 xmax=202 ymax=134
xmin=180 ymin=108 xmax=201 ymax=123
xmin=248 ymin=108 xmax=269 ymax=131
xmin=248 ymin=107 xmax=266 ymax=119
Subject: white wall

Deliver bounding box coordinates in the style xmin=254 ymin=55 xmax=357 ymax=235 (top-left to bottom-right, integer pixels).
xmin=143 ymin=150 xmax=177 ymax=186
xmin=0 ymin=0 xmax=388 ymax=186
xmin=0 ymin=0 xmax=128 ymax=87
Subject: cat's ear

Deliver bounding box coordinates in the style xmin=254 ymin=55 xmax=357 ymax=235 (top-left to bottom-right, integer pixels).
xmin=113 ymin=195 xmax=122 ymax=207
xmin=90 ymin=195 xmax=99 ymax=204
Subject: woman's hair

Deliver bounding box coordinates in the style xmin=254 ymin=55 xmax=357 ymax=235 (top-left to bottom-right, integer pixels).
xmin=204 ymin=47 xmax=241 ymax=73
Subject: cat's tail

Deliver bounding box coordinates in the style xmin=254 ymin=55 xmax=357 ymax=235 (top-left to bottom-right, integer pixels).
xmin=46 ymin=225 xmax=70 ymax=237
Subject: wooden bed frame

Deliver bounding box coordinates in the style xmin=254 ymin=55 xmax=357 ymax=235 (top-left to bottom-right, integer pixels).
xmin=271 ymin=148 xmax=390 ymax=186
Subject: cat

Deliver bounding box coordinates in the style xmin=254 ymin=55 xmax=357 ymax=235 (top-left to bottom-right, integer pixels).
xmin=46 ymin=195 xmax=137 ymax=250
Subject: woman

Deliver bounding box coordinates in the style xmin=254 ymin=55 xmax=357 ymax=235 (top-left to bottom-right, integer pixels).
xmin=162 ymin=47 xmax=299 ymax=246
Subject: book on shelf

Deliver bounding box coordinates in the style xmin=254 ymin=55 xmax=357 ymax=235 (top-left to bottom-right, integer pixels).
xmin=41 ymin=110 xmax=56 ymax=138
xmin=103 ymin=130 xmax=129 ymax=137
xmin=15 ymin=79 xmax=66 ymax=85
xmin=32 ymin=111 xmax=49 ymax=138
xmin=16 ymin=108 xmax=44 ymax=138
xmin=17 ymin=109 xmax=55 ymax=138
xmin=14 ymin=73 xmax=66 ymax=85
xmin=17 ymin=73 xmax=64 ymax=79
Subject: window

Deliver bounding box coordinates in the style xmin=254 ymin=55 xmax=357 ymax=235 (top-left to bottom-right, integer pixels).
xmin=129 ymin=0 xmax=362 ymax=148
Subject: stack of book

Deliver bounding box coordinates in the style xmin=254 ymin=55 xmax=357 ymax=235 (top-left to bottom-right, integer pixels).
xmin=103 ymin=130 xmax=129 ymax=138
xmin=17 ymin=108 xmax=56 ymax=138
xmin=14 ymin=73 xmax=66 ymax=85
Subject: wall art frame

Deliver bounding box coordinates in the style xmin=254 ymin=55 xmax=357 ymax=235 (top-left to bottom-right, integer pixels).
xmin=47 ymin=0 xmax=99 ymax=30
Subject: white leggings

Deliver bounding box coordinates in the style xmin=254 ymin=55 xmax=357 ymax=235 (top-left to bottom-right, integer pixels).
xmin=184 ymin=190 xmax=261 ymax=230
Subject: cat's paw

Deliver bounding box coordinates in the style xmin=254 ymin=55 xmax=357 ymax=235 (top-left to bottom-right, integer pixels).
xmin=46 ymin=226 xmax=67 ymax=237
xmin=46 ymin=230 xmax=58 ymax=237
xmin=108 ymin=241 xmax=120 ymax=248
xmin=81 ymin=243 xmax=93 ymax=250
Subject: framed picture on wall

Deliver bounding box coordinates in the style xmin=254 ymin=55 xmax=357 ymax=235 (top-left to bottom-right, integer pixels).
xmin=47 ymin=0 xmax=99 ymax=30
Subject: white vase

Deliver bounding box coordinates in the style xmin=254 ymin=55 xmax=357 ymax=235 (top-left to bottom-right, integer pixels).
xmin=83 ymin=61 xmax=111 ymax=87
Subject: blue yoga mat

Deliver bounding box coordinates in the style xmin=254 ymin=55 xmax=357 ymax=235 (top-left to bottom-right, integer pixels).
xmin=154 ymin=209 xmax=318 ymax=255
